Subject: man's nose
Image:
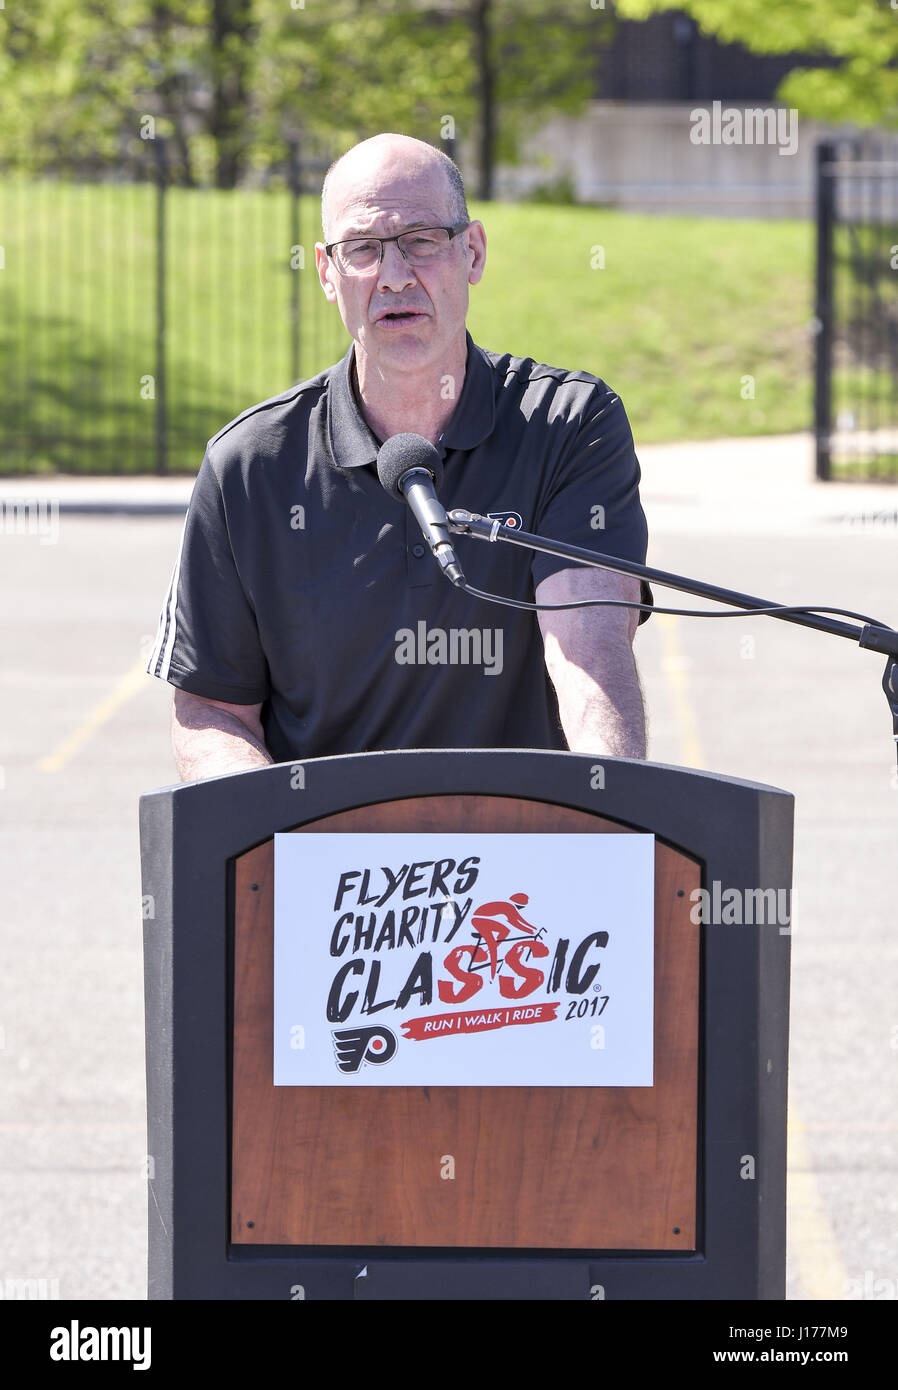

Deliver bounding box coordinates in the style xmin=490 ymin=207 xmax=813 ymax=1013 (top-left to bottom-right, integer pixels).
xmin=376 ymin=240 xmax=417 ymax=292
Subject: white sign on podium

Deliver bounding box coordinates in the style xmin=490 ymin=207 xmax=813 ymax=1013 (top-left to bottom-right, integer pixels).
xmin=273 ymin=832 xmax=654 ymax=1087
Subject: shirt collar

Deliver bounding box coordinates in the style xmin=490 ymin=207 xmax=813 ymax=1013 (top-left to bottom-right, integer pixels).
xmin=326 ymin=329 xmax=496 ymax=469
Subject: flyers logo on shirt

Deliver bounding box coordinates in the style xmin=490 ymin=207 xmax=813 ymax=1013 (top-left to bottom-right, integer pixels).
xmin=486 ymin=510 xmax=524 ymax=530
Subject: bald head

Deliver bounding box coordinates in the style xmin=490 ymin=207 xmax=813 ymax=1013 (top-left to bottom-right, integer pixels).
xmin=321 ymin=133 xmax=468 ymax=243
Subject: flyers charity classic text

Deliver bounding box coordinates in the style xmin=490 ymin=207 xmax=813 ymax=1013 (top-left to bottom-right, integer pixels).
xmin=322 ymin=854 xmax=609 ymax=1022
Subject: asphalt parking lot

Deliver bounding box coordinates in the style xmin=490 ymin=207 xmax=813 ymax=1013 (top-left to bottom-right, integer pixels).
xmin=1 ymin=435 xmax=896 ymax=1301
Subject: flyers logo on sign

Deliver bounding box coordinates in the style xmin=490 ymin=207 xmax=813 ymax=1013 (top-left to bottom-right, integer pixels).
xmin=332 ymin=1025 xmax=398 ymax=1073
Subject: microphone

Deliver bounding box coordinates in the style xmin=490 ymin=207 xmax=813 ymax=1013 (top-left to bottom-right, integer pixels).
xmin=376 ymin=433 xmax=466 ymax=587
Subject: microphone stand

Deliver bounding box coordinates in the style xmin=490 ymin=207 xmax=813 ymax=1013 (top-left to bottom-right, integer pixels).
xmin=447 ymin=508 xmax=898 ymax=767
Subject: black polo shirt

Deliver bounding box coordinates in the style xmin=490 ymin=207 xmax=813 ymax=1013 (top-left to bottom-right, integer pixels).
xmin=146 ymin=330 xmax=651 ymax=760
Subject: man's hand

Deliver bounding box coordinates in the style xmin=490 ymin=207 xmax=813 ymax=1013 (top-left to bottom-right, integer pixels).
xmin=536 ymin=566 xmax=647 ymax=759
xmin=171 ymin=689 xmax=274 ymax=782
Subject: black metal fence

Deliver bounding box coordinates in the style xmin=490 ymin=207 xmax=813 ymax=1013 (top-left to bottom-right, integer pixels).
xmin=0 ymin=138 xmax=348 ymax=474
xmin=815 ymin=135 xmax=898 ymax=482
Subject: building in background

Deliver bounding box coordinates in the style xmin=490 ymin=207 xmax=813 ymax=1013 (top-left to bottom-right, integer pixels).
xmin=478 ymin=9 xmax=852 ymax=217
xmin=595 ymin=10 xmax=836 ymax=105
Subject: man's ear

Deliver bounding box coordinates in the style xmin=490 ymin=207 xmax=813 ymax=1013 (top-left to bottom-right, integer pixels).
xmin=465 ymin=221 xmax=487 ymax=286
xmin=315 ymin=243 xmax=338 ymax=303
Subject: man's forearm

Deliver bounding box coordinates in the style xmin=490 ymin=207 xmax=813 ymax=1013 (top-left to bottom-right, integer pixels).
xmin=172 ymin=704 xmax=275 ymax=781
xmin=545 ymin=634 xmax=647 ymax=759
xmin=537 ymin=567 xmax=648 ymax=759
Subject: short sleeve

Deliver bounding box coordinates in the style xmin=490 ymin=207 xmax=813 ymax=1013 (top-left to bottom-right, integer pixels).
xmin=145 ymin=449 xmax=270 ymax=701
xmin=531 ymin=385 xmax=653 ymax=625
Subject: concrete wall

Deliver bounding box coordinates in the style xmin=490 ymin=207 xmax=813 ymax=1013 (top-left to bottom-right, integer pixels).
xmin=470 ymin=101 xmax=865 ymax=219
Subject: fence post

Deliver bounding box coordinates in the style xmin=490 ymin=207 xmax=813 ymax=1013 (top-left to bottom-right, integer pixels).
xmin=814 ymin=141 xmax=835 ymax=482
xmin=153 ymin=135 xmax=168 ymax=475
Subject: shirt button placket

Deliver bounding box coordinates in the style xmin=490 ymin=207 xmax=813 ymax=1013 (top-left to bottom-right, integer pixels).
xmin=406 ymin=509 xmax=433 ymax=588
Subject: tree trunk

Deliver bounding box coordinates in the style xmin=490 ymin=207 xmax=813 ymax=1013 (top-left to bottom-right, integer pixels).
xmin=151 ymin=2 xmax=197 ymax=187
xmin=471 ymin=0 xmax=495 ymax=201
xmin=210 ymin=0 xmax=254 ymax=189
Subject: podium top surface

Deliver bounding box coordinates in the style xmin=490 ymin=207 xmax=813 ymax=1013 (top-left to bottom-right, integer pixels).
xmin=141 ymin=747 xmax=792 ymax=805
xmin=139 ymin=749 xmax=793 ymax=882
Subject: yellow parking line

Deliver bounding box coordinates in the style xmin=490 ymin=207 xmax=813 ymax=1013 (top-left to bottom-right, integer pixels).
xmin=786 ymin=1108 xmax=849 ymax=1300
xmin=659 ymin=609 xmax=847 ymax=1300
xmin=38 ymin=656 xmax=148 ymax=773
xmin=656 ymin=613 xmax=704 ymax=767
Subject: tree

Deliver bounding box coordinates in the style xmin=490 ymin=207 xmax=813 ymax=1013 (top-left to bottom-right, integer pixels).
xmin=254 ymin=0 xmax=613 ymax=199
xmin=0 ymin=0 xmax=614 ymax=193
xmin=0 ymin=0 xmax=225 ymax=184
xmin=467 ymin=0 xmax=611 ymax=200
xmin=613 ymin=0 xmax=898 ymax=127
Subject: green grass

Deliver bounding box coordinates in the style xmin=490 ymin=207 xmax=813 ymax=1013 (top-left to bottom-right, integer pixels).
xmin=0 ymin=180 xmax=349 ymax=473
xmin=832 ymin=457 xmax=898 ymax=481
xmin=0 ymin=180 xmax=817 ymax=473
xmin=466 ymin=202 xmax=815 ymax=445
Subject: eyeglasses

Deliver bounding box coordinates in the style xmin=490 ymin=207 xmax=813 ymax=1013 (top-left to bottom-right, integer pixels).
xmin=325 ymin=223 xmax=469 ymax=277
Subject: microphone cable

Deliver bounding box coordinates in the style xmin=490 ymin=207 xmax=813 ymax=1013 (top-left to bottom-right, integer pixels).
xmin=456 ymin=581 xmax=890 ymax=632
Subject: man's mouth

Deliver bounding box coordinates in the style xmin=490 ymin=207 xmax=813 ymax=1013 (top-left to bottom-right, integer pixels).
xmin=376 ymin=310 xmax=427 ymax=326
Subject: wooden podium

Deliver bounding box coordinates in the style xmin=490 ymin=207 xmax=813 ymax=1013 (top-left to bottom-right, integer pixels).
xmin=139 ymin=749 xmax=792 ymax=1300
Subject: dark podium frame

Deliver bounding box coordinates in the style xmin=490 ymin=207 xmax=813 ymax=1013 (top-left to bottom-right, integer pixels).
xmin=139 ymin=749 xmax=793 ymax=1300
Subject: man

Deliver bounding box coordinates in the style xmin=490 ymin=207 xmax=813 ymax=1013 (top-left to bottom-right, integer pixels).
xmin=147 ymin=132 xmax=651 ymax=780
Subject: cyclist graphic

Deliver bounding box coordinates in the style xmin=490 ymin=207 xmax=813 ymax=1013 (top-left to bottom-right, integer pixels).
xmin=469 ymin=891 xmax=544 ymax=981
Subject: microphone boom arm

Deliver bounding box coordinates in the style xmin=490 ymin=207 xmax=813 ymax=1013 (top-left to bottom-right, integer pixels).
xmin=447 ymin=507 xmax=898 ymax=761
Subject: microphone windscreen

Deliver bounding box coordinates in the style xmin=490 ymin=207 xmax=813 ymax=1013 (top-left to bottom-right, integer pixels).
xmin=376 ymin=433 xmax=444 ymax=501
